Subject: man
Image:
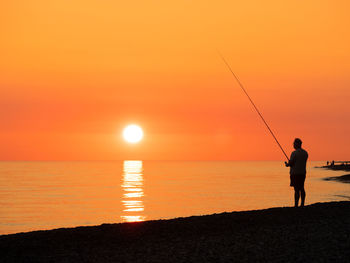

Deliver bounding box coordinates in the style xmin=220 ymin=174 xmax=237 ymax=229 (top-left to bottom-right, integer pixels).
xmin=285 ymin=138 xmax=308 ymax=207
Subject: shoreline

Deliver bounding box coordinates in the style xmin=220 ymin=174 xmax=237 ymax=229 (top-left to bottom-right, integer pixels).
xmin=1 ymin=201 xmax=350 ymax=262
xmin=323 ymin=174 xmax=350 ymax=183
xmin=317 ymin=164 xmax=350 ymax=171
xmin=317 ymin=164 xmax=350 ymax=183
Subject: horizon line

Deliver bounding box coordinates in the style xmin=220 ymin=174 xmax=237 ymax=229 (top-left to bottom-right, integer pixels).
xmin=0 ymin=159 xmax=328 ymax=162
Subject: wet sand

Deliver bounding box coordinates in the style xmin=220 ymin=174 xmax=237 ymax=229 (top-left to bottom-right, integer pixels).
xmin=320 ymin=164 xmax=350 ymax=171
xmin=324 ymin=174 xmax=350 ymax=183
xmin=1 ymin=201 xmax=350 ymax=262
xmin=320 ymin=164 xmax=350 ymax=183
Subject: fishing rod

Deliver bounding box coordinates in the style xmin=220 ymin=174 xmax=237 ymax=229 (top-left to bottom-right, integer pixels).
xmin=218 ymin=52 xmax=289 ymax=161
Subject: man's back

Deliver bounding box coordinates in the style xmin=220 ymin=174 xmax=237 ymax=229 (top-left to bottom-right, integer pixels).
xmin=289 ymin=148 xmax=308 ymax=175
xmin=286 ymin=138 xmax=308 ymax=207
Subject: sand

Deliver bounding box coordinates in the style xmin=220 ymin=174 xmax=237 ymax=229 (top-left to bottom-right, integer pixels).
xmin=324 ymin=174 xmax=350 ymax=183
xmin=320 ymin=164 xmax=350 ymax=183
xmin=1 ymin=201 xmax=350 ymax=262
xmin=320 ymin=164 xmax=350 ymax=171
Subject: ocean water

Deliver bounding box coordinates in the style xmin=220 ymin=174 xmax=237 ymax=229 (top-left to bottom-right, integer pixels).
xmin=0 ymin=161 xmax=349 ymax=235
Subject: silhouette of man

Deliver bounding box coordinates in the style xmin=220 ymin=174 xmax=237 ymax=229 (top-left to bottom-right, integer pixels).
xmin=285 ymin=138 xmax=308 ymax=207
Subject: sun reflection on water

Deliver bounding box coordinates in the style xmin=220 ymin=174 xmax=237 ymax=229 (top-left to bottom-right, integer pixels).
xmin=121 ymin=160 xmax=146 ymax=222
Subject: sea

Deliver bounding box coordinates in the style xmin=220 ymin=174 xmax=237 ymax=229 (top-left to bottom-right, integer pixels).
xmin=0 ymin=161 xmax=349 ymax=235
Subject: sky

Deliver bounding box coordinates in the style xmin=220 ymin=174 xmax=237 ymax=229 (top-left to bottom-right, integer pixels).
xmin=0 ymin=0 xmax=349 ymax=161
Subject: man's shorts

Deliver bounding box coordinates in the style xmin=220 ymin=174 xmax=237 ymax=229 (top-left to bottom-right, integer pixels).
xmin=290 ymin=173 xmax=306 ymax=189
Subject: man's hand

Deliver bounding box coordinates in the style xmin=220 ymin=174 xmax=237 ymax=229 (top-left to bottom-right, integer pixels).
xmin=285 ymin=161 xmax=289 ymax=167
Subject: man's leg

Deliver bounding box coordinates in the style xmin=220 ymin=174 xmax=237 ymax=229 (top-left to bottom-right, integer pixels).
xmin=300 ymin=187 xmax=306 ymax=207
xmin=294 ymin=186 xmax=300 ymax=207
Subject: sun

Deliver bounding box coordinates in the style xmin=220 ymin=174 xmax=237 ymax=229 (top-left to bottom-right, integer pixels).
xmin=123 ymin=124 xmax=144 ymax=143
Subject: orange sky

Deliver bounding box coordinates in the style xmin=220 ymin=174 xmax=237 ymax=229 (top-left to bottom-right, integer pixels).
xmin=1 ymin=0 xmax=349 ymax=161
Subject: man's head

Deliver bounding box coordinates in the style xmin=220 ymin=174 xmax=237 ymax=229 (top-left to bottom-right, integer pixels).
xmin=293 ymin=138 xmax=302 ymax=149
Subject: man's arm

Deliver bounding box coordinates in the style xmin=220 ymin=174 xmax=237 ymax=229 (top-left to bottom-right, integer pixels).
xmin=285 ymin=152 xmax=296 ymax=167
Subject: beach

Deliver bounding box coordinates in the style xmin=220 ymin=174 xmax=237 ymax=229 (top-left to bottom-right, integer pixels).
xmin=322 ymin=164 xmax=350 ymax=183
xmin=1 ymin=201 xmax=349 ymax=262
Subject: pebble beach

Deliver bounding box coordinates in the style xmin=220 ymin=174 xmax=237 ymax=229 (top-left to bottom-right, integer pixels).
xmin=1 ymin=201 xmax=349 ymax=262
